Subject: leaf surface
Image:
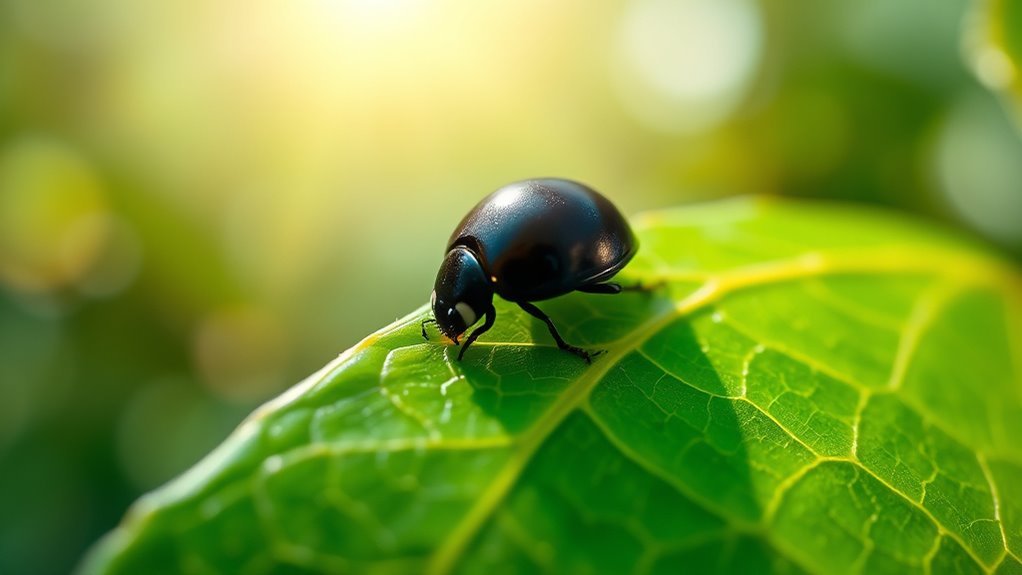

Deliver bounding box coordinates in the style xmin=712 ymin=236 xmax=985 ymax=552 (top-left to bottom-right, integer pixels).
xmin=83 ymin=198 xmax=1022 ymax=575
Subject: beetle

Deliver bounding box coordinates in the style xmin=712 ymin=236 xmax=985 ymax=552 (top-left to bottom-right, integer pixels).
xmin=422 ymin=178 xmax=639 ymax=363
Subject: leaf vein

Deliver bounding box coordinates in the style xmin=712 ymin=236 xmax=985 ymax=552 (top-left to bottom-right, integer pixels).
xmin=976 ymin=454 xmax=1019 ymax=566
xmin=886 ymin=282 xmax=962 ymax=392
xmin=725 ymin=314 xmax=1022 ymax=467
xmin=851 ymin=462 xmax=991 ymax=569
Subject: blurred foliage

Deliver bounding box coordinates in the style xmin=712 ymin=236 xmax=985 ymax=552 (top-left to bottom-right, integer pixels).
xmin=0 ymin=0 xmax=1019 ymax=574
xmin=965 ymin=0 xmax=1022 ymax=126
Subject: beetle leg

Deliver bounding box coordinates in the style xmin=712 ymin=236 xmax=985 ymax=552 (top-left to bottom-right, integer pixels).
xmin=576 ymin=282 xmax=622 ymax=294
xmin=517 ymin=301 xmax=594 ymax=364
xmin=421 ymin=318 xmax=437 ymax=340
xmin=620 ymin=280 xmax=663 ymax=292
xmin=457 ymin=306 xmax=495 ymax=361
xmin=577 ymin=281 xmax=662 ymax=295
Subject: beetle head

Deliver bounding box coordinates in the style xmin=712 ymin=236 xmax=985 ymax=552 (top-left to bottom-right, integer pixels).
xmin=431 ymin=247 xmax=493 ymax=342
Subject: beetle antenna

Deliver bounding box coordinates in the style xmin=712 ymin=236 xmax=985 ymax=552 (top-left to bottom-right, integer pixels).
xmin=421 ymin=318 xmax=436 ymax=340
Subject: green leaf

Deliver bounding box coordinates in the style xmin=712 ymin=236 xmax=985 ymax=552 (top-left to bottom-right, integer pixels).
xmin=82 ymin=198 xmax=1022 ymax=574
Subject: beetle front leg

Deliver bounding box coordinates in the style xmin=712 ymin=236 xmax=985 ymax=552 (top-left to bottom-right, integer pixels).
xmin=457 ymin=306 xmax=495 ymax=361
xmin=421 ymin=318 xmax=437 ymax=340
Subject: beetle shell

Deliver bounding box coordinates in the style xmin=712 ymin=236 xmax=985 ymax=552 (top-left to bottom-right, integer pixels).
xmin=447 ymin=178 xmax=637 ymax=302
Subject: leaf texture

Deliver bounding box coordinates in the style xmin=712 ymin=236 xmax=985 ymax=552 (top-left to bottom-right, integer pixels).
xmin=82 ymin=198 xmax=1022 ymax=575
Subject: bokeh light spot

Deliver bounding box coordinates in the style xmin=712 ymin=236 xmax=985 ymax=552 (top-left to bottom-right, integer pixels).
xmin=973 ymin=46 xmax=1016 ymax=91
xmin=933 ymin=95 xmax=1022 ymax=245
xmin=0 ymin=137 xmax=111 ymax=294
xmin=615 ymin=0 xmax=763 ymax=134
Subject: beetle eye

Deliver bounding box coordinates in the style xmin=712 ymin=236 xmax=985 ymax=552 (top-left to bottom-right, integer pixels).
xmin=454 ymin=302 xmax=476 ymax=327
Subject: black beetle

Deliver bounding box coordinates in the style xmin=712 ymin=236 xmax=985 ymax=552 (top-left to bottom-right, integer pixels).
xmin=422 ymin=178 xmax=638 ymax=363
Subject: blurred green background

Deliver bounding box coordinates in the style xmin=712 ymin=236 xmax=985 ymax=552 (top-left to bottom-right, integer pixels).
xmin=1 ymin=0 xmax=1020 ymax=574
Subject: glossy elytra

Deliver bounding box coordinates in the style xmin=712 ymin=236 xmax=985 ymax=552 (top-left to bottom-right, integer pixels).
xmin=422 ymin=178 xmax=640 ymax=363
